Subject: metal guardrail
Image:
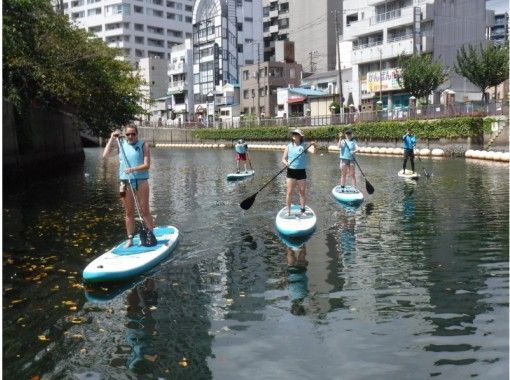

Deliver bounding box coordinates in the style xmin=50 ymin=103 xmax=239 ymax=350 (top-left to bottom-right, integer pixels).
xmin=135 ymin=101 xmax=508 ymax=130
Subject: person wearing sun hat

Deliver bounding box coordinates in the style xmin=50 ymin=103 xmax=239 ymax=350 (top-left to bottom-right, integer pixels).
xmin=337 ymin=128 xmax=358 ymax=191
xmin=281 ymin=128 xmax=317 ymax=215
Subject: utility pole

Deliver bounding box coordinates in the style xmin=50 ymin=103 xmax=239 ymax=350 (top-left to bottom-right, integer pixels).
xmin=335 ymin=11 xmax=343 ymax=110
xmin=256 ymin=42 xmax=261 ymax=119
xmin=309 ymin=50 xmax=319 ymax=73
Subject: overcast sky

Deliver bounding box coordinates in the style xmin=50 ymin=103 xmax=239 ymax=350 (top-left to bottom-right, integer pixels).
xmin=487 ymin=0 xmax=509 ymax=13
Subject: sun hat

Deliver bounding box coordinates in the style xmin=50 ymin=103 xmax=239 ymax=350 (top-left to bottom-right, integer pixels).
xmin=345 ymin=128 xmax=353 ymax=134
xmin=238 ymin=139 xmax=245 ymax=144
xmin=291 ymin=128 xmax=304 ymax=137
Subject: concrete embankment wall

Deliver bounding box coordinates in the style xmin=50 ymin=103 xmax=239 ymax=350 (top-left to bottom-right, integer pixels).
xmin=3 ymin=101 xmax=84 ymax=182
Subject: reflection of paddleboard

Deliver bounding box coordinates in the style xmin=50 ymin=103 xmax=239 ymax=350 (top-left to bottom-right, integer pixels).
xmin=278 ymin=232 xmax=312 ymax=250
xmin=275 ymin=205 xmax=316 ymax=237
xmin=331 ymin=185 xmax=364 ymax=206
xmin=84 ymin=278 xmax=144 ymax=302
xmin=398 ymin=169 xmax=420 ymax=179
xmin=227 ymin=170 xmax=255 ymax=181
xmin=83 ymin=226 xmax=179 ymax=283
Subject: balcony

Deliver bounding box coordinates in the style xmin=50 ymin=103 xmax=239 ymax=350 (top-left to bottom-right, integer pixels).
xmin=351 ymin=38 xmax=414 ymax=65
xmin=168 ymin=61 xmax=186 ymax=73
xmin=168 ymin=80 xmax=188 ymax=94
xmin=269 ymin=9 xmax=279 ymax=18
xmin=269 ymin=24 xmax=278 ymax=33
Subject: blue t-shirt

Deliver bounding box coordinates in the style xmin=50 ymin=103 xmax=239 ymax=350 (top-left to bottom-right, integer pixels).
xmin=340 ymin=139 xmax=357 ymax=160
xmin=287 ymin=143 xmax=307 ymax=169
xmin=403 ymin=134 xmax=416 ymax=150
xmin=235 ymin=143 xmax=247 ymax=154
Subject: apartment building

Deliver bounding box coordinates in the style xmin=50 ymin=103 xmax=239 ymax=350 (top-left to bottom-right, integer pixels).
xmin=487 ymin=12 xmax=509 ymax=46
xmin=343 ymin=0 xmax=489 ymax=110
xmin=168 ymin=39 xmax=194 ymax=122
xmin=192 ymin=0 xmax=263 ymax=120
xmin=263 ymin=0 xmax=341 ymax=73
xmin=240 ymin=61 xmax=302 ymax=117
xmin=62 ymin=0 xmax=195 ymax=64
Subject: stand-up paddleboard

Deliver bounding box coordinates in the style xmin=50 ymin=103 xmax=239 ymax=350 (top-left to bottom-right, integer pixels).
xmin=275 ymin=204 xmax=316 ymax=237
xmin=398 ymin=169 xmax=420 ymax=179
xmin=83 ymin=226 xmax=179 ymax=283
xmin=331 ymin=185 xmax=364 ymax=206
xmin=227 ymin=170 xmax=255 ymax=181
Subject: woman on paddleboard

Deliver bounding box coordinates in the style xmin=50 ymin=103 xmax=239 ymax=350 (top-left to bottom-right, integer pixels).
xmin=337 ymin=129 xmax=358 ymax=191
xmin=402 ymin=128 xmax=416 ymax=174
xmin=234 ymin=139 xmax=250 ymax=173
xmin=103 ymin=125 xmax=155 ymax=248
xmin=281 ymin=129 xmax=316 ymax=215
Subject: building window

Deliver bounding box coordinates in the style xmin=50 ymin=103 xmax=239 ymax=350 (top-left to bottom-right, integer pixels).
xmin=243 ymin=70 xmax=249 ymax=80
xmin=237 ymin=23 xmax=243 ymax=31
xmin=134 ymin=23 xmax=144 ymax=31
xmin=243 ymin=89 xmax=250 ymax=99
xmin=238 ymin=44 xmax=244 ymax=53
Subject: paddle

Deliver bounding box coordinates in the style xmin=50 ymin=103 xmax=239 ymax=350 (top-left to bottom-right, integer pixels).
xmin=117 ymin=137 xmax=157 ymax=247
xmin=342 ymin=139 xmax=375 ymax=195
xmin=240 ymin=143 xmax=314 ymax=210
xmin=417 ymin=154 xmax=432 ymax=178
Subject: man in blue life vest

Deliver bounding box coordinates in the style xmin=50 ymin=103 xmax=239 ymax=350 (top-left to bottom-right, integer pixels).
xmin=402 ymin=128 xmax=416 ymax=174
xmin=234 ymin=139 xmax=250 ymax=173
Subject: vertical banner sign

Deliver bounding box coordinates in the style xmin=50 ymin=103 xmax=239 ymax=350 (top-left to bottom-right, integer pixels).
xmin=214 ymin=43 xmax=221 ymax=86
xmin=413 ymin=7 xmax=421 ymax=55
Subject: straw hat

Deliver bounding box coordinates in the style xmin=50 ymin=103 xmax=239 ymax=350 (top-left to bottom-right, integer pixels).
xmin=292 ymin=128 xmax=304 ymax=137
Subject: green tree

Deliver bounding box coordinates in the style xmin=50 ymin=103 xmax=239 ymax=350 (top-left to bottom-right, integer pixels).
xmin=454 ymin=43 xmax=509 ymax=103
xmin=397 ymin=54 xmax=447 ymax=104
xmin=3 ymin=0 xmax=145 ymax=136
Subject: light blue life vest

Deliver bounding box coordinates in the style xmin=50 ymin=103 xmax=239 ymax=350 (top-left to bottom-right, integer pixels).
xmin=119 ymin=140 xmax=149 ymax=180
xmin=340 ymin=139 xmax=357 ymax=160
xmin=287 ymin=143 xmax=307 ymax=169
xmin=235 ymin=143 xmax=247 ymax=154
xmin=403 ymin=134 xmax=416 ymax=150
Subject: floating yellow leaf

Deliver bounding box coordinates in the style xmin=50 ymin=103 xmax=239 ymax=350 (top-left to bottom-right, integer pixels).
xmin=51 ymin=285 xmax=60 ymax=291
xmin=62 ymin=300 xmax=76 ymax=306
xmin=11 ymin=299 xmax=26 ymax=305
xmin=70 ymin=317 xmax=85 ymax=324
xmin=80 ymin=348 xmax=87 ymax=353
xmin=149 ymin=306 xmax=157 ymax=311
xmin=72 ymin=334 xmax=83 ymax=339
xmin=7 ymin=259 xmax=14 ymax=264
xmin=58 ymin=269 xmax=67 ymax=273
xmin=69 ymin=306 xmax=77 ymax=311
xmin=38 ymin=335 xmax=49 ymax=341
xmin=71 ymin=283 xmax=84 ymax=289
xmin=31 ymin=375 xmax=40 ymax=380
xmin=178 ymin=357 xmax=188 ymax=368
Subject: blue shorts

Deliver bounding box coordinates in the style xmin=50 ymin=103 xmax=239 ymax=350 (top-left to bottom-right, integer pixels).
xmin=341 ymin=159 xmax=354 ymax=166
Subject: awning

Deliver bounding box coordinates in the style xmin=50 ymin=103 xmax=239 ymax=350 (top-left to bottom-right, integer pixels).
xmin=288 ymin=96 xmax=306 ymax=104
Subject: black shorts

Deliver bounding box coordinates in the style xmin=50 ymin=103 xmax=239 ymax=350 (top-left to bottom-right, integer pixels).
xmin=404 ymin=149 xmax=415 ymax=159
xmin=287 ymin=168 xmax=307 ymax=180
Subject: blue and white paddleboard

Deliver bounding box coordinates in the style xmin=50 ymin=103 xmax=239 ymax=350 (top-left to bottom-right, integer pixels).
xmin=398 ymin=169 xmax=420 ymax=179
xmin=275 ymin=205 xmax=317 ymax=237
xmin=227 ymin=170 xmax=255 ymax=181
xmin=83 ymin=225 xmax=179 ymax=283
xmin=331 ymin=185 xmax=364 ymax=206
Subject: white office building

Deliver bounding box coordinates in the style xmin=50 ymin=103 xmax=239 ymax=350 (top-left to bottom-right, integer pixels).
xmin=343 ymin=0 xmax=490 ymax=110
xmin=168 ymin=39 xmax=194 ymax=122
xmin=62 ymin=0 xmax=195 ymax=65
xmin=191 ymin=0 xmax=263 ymax=119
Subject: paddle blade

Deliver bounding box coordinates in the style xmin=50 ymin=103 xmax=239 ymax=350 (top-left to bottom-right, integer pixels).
xmin=365 ymin=179 xmax=375 ymax=194
xmin=240 ymin=193 xmax=257 ymax=210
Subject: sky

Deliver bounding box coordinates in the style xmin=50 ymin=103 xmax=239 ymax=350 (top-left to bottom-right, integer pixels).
xmin=486 ymin=0 xmax=509 ymax=13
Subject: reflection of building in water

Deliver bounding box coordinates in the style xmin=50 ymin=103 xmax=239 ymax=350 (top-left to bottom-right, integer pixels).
xmin=286 ymin=245 xmax=309 ymax=316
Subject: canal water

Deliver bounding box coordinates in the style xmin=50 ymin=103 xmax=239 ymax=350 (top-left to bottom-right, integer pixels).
xmin=3 ymin=147 xmax=508 ymax=379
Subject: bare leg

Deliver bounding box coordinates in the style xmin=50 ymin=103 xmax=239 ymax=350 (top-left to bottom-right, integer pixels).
xmin=297 ymin=180 xmax=306 ymax=212
xmin=122 ymin=191 xmax=136 ymax=248
xmin=350 ymin=164 xmax=357 ymax=188
xmin=286 ymin=178 xmax=296 ymax=215
xmin=236 ymin=159 xmax=240 ymax=173
xmin=137 ymin=180 xmax=155 ymax=230
xmin=340 ymin=163 xmax=348 ymax=187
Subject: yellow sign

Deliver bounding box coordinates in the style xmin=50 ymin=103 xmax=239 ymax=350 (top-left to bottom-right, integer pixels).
xmin=367 ymin=68 xmax=403 ymax=93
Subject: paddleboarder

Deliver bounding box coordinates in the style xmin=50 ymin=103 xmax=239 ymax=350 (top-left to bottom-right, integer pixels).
xmin=281 ymin=129 xmax=316 ymax=216
xmin=402 ymin=128 xmax=416 ymax=174
xmin=337 ymin=129 xmax=358 ymax=191
xmin=103 ymin=125 xmax=155 ymax=248
xmin=234 ymin=139 xmax=250 ymax=173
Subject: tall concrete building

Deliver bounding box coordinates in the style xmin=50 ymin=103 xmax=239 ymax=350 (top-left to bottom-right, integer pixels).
xmin=343 ymin=0 xmax=490 ymax=109
xmin=62 ymin=0 xmax=195 ymax=65
xmin=486 ymin=12 xmax=509 ymax=46
xmin=263 ymin=0 xmax=341 ymax=73
xmin=191 ymin=0 xmax=263 ymax=116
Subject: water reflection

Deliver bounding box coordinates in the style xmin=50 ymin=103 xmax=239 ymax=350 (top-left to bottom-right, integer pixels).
xmin=286 ymin=245 xmax=309 ymax=316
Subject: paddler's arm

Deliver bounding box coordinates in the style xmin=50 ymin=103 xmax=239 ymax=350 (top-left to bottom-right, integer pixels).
xmin=103 ymin=130 xmax=120 ymax=158
xmin=282 ymin=146 xmax=289 ymax=166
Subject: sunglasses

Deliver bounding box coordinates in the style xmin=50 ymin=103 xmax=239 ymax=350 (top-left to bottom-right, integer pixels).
xmin=125 ymin=133 xmax=137 ymax=137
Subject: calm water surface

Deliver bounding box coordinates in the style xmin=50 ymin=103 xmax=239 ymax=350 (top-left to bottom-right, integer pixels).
xmin=3 ymin=148 xmax=509 ymax=379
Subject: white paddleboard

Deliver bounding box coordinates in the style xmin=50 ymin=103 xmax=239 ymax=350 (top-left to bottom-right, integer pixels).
xmin=227 ymin=170 xmax=255 ymax=181
xmin=83 ymin=225 xmax=179 ymax=283
xmin=331 ymin=185 xmax=364 ymax=205
xmin=275 ymin=205 xmax=317 ymax=237
xmin=398 ymin=169 xmax=420 ymax=179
